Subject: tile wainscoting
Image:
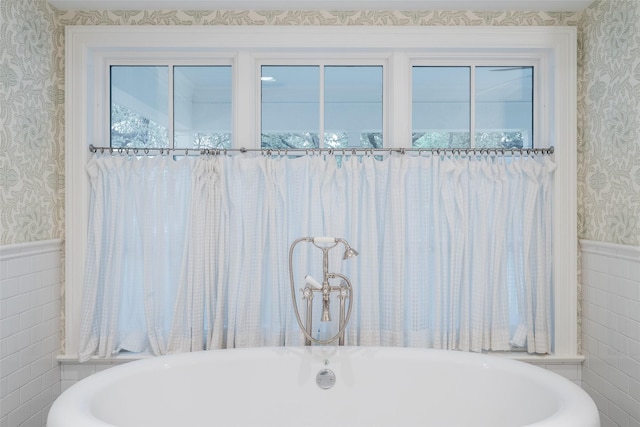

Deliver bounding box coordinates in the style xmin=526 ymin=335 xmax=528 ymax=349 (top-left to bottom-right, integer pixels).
xmin=581 ymin=239 xmax=640 ymax=427
xmin=0 ymin=239 xmax=62 ymax=427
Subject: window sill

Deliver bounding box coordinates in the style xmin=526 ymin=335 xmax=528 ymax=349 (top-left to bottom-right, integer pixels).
xmin=56 ymin=350 xmax=585 ymax=365
xmin=57 ymin=352 xmax=154 ymax=365
xmin=488 ymin=352 xmax=585 ymax=365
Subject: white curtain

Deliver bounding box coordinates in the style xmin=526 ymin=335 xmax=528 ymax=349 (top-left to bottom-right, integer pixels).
xmin=79 ymin=151 xmax=555 ymax=361
xmin=80 ymin=155 xmax=194 ymax=361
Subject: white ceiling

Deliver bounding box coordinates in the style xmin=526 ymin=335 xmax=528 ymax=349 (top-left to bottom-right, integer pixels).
xmin=48 ymin=0 xmax=594 ymax=11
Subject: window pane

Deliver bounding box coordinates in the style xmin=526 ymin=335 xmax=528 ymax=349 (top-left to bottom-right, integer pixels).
xmin=174 ymin=66 xmax=232 ymax=149
xmin=412 ymin=67 xmax=470 ymax=148
xmin=475 ymin=66 xmax=533 ymax=149
xmin=261 ymin=66 xmax=319 ymax=149
xmin=110 ymin=66 xmax=169 ymax=148
xmin=325 ymin=66 xmax=383 ymax=148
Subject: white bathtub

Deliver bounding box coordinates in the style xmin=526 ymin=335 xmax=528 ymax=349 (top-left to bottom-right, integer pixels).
xmin=48 ymin=346 xmax=599 ymax=427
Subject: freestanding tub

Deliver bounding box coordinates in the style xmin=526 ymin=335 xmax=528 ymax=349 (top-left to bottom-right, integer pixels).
xmin=48 ymin=346 xmax=599 ymax=427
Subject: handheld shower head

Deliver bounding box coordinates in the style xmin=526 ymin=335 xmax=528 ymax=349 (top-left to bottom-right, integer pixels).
xmin=342 ymin=243 xmax=359 ymax=260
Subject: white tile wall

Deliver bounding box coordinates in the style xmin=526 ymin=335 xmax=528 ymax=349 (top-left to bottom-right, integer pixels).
xmin=59 ymin=361 xmax=120 ymax=394
xmin=533 ymin=362 xmax=583 ymax=386
xmin=581 ymin=239 xmax=640 ymax=427
xmin=1 ymin=240 xmax=62 ymax=427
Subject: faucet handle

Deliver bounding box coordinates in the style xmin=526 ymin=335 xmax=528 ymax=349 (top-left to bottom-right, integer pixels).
xmin=304 ymin=275 xmax=322 ymax=290
xmin=313 ymin=236 xmax=336 ymax=244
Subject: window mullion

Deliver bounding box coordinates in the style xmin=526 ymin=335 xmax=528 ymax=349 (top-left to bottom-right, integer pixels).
xmin=319 ymin=64 xmax=325 ymax=148
xmin=238 ymin=52 xmax=258 ymax=148
xmin=470 ymin=64 xmax=476 ymax=149
xmin=390 ymin=52 xmax=408 ymax=149
xmin=168 ymin=64 xmax=175 ymax=149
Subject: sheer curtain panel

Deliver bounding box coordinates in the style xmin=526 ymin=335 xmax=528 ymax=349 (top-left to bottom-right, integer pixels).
xmin=80 ymin=155 xmax=194 ymax=361
xmin=79 ymin=152 xmax=555 ymax=361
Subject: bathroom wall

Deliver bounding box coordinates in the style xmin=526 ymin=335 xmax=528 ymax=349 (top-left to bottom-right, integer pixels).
xmin=12 ymin=0 xmax=639 ymax=249
xmin=579 ymin=1 xmax=640 ymax=426
xmin=0 ymin=240 xmax=62 ymax=427
xmin=0 ymin=0 xmax=65 ymax=246
xmin=581 ymin=241 xmax=640 ymax=427
xmin=1 ymin=1 xmax=64 ymax=426
xmin=577 ymin=0 xmax=640 ymax=247
xmin=6 ymin=0 xmax=640 ymax=426
xmin=52 ymin=2 xmax=587 ymax=397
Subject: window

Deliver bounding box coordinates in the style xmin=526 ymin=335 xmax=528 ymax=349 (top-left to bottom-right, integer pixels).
xmin=109 ymin=63 xmax=384 ymax=151
xmin=110 ymin=65 xmax=232 ymax=149
xmin=411 ymin=66 xmax=533 ymax=149
xmin=66 ymin=26 xmax=578 ymax=360
xmin=261 ymin=65 xmax=383 ymax=149
xmin=109 ymin=63 xmax=532 ymax=151
xmin=174 ymin=66 xmax=232 ymax=149
xmin=110 ymin=66 xmax=169 ymax=148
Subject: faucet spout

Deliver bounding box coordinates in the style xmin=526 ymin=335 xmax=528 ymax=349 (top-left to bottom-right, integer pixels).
xmin=321 ymin=298 xmax=331 ymax=322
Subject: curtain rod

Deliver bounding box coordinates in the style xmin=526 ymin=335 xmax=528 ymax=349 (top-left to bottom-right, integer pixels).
xmin=89 ymin=144 xmax=554 ymax=156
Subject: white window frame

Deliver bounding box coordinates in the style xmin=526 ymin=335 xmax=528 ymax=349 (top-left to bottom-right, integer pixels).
xmin=64 ymin=25 xmax=578 ymax=360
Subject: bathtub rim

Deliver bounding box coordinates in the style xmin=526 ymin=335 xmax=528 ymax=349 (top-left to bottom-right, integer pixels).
xmin=49 ymin=346 xmax=599 ymax=427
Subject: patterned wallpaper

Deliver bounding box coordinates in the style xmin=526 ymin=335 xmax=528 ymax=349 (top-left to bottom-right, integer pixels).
xmin=3 ymin=0 xmax=639 ymax=247
xmin=54 ymin=9 xmax=582 ymax=25
xmin=578 ymin=0 xmax=640 ymax=246
xmin=1 ymin=0 xmax=64 ymax=244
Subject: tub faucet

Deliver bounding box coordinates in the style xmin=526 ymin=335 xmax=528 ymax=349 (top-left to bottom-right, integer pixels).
xmin=289 ymin=237 xmax=358 ymax=346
